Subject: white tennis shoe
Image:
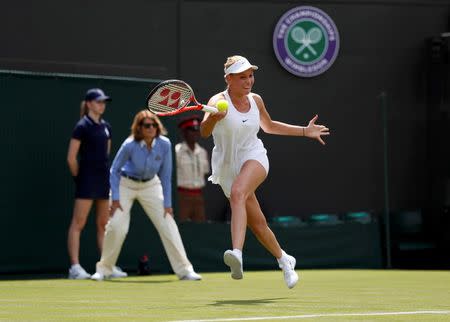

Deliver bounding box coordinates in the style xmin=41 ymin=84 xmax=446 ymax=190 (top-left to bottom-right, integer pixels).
xmin=180 ymin=271 xmax=202 ymax=281
xmin=223 ymin=249 xmax=243 ymax=280
xmin=91 ymin=272 xmax=106 ymax=281
xmin=111 ymin=266 xmax=128 ymax=278
xmin=68 ymin=264 xmax=91 ymax=280
xmin=278 ymin=253 xmax=299 ymax=289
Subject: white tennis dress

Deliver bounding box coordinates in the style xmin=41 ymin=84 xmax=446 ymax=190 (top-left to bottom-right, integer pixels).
xmin=208 ymin=90 xmax=269 ymax=197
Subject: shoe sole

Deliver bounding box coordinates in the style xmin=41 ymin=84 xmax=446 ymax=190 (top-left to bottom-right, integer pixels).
xmin=286 ymin=271 xmax=299 ymax=289
xmin=180 ymin=276 xmax=202 ymax=281
xmin=223 ymin=251 xmax=243 ymax=280
xmin=68 ymin=275 xmax=91 ymax=280
xmin=285 ymin=255 xmax=299 ymax=289
xmin=110 ymin=274 xmax=128 ymax=278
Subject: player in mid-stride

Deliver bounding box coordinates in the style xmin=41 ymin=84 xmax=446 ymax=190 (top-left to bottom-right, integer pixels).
xmin=200 ymin=55 xmax=330 ymax=288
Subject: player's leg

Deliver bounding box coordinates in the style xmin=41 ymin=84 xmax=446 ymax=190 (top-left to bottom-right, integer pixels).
xmin=246 ymin=193 xmax=282 ymax=258
xmin=229 ymin=160 xmax=267 ymax=250
xmin=224 ymin=160 xmax=266 ymax=279
xmin=246 ymin=194 xmax=299 ymax=289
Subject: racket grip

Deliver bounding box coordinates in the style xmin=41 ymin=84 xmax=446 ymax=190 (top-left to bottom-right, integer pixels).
xmin=202 ymin=105 xmax=219 ymax=113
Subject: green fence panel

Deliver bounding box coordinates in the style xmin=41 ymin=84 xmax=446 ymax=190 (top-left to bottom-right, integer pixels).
xmin=0 ymin=70 xmax=382 ymax=275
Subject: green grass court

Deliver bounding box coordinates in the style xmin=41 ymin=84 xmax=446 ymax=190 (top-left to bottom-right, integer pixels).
xmin=1 ymin=270 xmax=449 ymax=321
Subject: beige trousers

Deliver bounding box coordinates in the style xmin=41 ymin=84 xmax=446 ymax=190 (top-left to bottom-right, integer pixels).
xmin=96 ymin=176 xmax=194 ymax=278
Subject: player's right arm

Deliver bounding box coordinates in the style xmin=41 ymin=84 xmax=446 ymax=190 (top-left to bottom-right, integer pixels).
xmin=200 ymin=94 xmax=227 ymax=138
xmin=67 ymin=139 xmax=81 ymax=177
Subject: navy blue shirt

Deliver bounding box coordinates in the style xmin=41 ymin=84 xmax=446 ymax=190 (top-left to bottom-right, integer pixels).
xmin=72 ymin=115 xmax=112 ymax=171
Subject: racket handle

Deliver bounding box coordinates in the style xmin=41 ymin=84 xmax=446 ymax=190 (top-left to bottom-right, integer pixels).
xmin=202 ymin=105 xmax=219 ymax=113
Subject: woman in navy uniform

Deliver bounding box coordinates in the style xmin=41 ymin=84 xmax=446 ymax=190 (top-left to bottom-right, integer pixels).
xmin=66 ymin=88 xmax=125 ymax=279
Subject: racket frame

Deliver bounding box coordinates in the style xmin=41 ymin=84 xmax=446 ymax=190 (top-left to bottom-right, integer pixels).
xmin=146 ymin=79 xmax=217 ymax=116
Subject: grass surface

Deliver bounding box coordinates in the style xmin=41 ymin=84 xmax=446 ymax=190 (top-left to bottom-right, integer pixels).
xmin=1 ymin=270 xmax=450 ymax=321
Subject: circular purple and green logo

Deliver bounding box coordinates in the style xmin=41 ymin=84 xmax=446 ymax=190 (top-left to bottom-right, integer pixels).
xmin=273 ymin=6 xmax=340 ymax=77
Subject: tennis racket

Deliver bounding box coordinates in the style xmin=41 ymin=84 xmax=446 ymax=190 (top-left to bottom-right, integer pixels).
xmin=146 ymin=79 xmax=218 ymax=116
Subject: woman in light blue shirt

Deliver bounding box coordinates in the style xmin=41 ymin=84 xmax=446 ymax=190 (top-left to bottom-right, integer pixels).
xmin=91 ymin=110 xmax=201 ymax=281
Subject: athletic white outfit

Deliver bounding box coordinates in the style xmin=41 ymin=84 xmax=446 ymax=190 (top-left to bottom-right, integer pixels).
xmin=211 ymin=89 xmax=299 ymax=289
xmin=208 ymin=90 xmax=269 ymax=197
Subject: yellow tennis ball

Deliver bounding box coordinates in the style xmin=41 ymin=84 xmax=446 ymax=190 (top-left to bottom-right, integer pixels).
xmin=216 ymin=99 xmax=229 ymax=112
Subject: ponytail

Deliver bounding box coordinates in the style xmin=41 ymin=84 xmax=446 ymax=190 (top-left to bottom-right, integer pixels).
xmin=80 ymin=100 xmax=88 ymax=119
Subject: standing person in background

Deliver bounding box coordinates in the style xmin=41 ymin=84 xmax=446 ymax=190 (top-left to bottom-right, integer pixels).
xmin=175 ymin=115 xmax=210 ymax=223
xmin=66 ymin=88 xmax=126 ymax=279
xmin=200 ymin=55 xmax=330 ymax=288
xmin=91 ymin=110 xmax=202 ymax=281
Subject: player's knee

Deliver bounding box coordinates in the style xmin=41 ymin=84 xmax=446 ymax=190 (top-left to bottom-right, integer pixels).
xmin=230 ymin=185 xmax=247 ymax=204
xmin=250 ymin=218 xmax=268 ymax=235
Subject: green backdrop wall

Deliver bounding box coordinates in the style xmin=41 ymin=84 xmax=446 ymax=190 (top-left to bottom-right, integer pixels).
xmin=0 ymin=70 xmax=382 ymax=275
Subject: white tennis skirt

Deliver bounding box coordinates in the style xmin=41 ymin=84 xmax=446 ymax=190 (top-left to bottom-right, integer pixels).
xmin=209 ymin=149 xmax=269 ymax=198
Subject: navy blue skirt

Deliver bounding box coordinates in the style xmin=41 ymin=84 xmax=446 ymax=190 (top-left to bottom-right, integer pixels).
xmin=75 ymin=167 xmax=110 ymax=199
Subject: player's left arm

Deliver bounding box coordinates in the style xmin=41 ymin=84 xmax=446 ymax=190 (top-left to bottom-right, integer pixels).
xmin=255 ymin=94 xmax=330 ymax=145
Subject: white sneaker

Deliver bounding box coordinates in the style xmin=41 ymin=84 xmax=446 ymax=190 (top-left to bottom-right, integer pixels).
xmin=180 ymin=271 xmax=202 ymax=281
xmin=68 ymin=264 xmax=91 ymax=280
xmin=91 ymin=272 xmax=105 ymax=281
xmin=223 ymin=249 xmax=243 ymax=280
xmin=278 ymin=254 xmax=299 ymax=289
xmin=111 ymin=266 xmax=128 ymax=278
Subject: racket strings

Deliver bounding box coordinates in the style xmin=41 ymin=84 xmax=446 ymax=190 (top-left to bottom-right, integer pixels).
xmin=147 ymin=83 xmax=192 ymax=113
xmin=147 ymin=101 xmax=176 ymax=112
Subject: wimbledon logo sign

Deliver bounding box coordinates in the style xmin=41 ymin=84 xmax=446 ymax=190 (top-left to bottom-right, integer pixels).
xmin=273 ymin=6 xmax=340 ymax=77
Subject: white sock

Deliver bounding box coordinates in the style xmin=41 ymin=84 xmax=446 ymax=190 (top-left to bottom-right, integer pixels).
xmin=232 ymin=248 xmax=242 ymax=259
xmin=277 ymin=250 xmax=289 ymax=266
xmin=71 ymin=264 xmax=82 ymax=269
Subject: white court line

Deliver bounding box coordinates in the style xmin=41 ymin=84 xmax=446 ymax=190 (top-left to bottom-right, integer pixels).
xmin=172 ymin=310 xmax=450 ymax=322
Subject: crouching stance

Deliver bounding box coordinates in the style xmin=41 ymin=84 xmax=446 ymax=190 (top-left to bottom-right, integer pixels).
xmin=91 ymin=110 xmax=201 ymax=281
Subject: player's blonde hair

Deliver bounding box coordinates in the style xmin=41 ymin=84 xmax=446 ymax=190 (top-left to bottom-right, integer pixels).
xmin=224 ymin=55 xmax=246 ymax=71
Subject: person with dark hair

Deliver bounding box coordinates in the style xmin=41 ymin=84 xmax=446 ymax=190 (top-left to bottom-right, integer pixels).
xmin=175 ymin=115 xmax=210 ymax=223
xmin=67 ymin=88 xmax=125 ymax=279
xmin=91 ymin=110 xmax=201 ymax=281
xmin=200 ymin=55 xmax=330 ymax=288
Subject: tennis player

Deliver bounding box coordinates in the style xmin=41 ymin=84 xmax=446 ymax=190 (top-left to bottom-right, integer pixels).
xmin=200 ymin=55 xmax=330 ymax=288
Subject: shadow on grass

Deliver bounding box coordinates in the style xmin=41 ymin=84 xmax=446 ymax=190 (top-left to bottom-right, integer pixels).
xmin=209 ymin=297 xmax=288 ymax=306
xmin=0 ymin=274 xmax=66 ymax=281
xmin=105 ymin=279 xmax=175 ymax=284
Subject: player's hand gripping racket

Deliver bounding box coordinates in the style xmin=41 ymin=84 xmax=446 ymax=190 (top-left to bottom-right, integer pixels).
xmin=146 ymin=79 xmax=218 ymax=116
